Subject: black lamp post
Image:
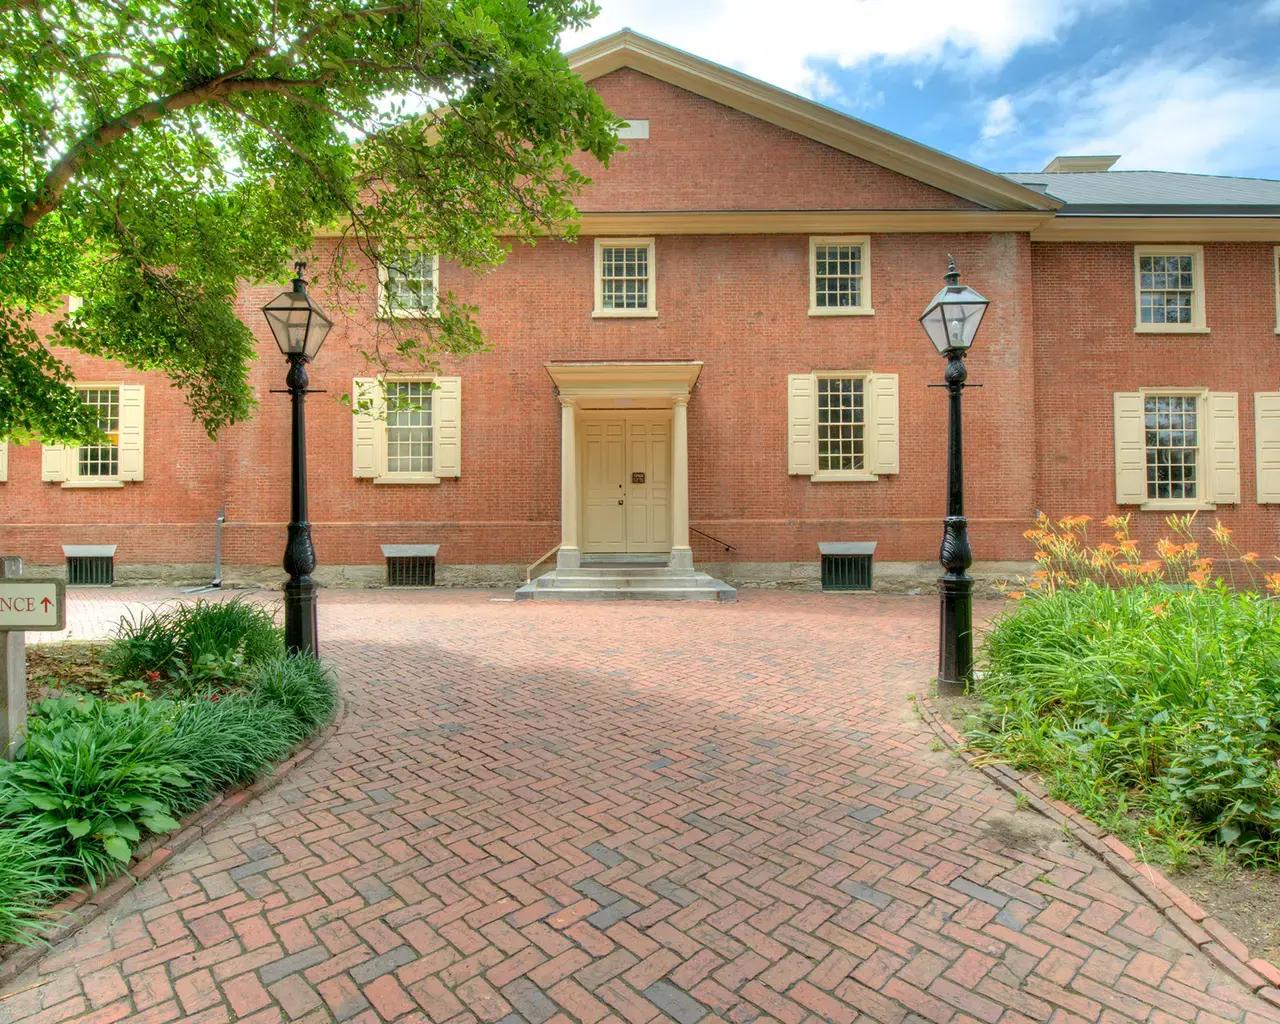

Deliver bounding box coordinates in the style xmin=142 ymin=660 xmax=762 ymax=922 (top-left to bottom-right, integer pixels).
xmin=262 ymin=262 xmax=333 ymax=657
xmin=919 ymin=257 xmax=989 ymax=693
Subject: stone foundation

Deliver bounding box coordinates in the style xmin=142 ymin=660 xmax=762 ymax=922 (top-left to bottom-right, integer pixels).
xmin=14 ymin=560 xmax=1034 ymax=596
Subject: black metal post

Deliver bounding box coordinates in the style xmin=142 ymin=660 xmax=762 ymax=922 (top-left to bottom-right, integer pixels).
xmin=283 ymin=354 xmax=318 ymax=657
xmin=937 ymin=350 xmax=973 ymax=693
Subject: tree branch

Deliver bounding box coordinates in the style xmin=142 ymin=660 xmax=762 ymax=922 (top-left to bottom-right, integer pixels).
xmin=1 ymin=73 xmax=333 ymax=255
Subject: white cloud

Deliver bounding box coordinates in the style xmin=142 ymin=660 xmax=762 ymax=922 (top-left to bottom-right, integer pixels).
xmin=981 ymin=96 xmax=1017 ymax=140
xmin=564 ymin=0 xmax=1118 ymax=98
xmin=988 ymin=52 xmax=1280 ymax=174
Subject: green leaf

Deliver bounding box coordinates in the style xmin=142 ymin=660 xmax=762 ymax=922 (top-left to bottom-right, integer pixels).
xmin=27 ymin=794 xmax=61 ymax=811
xmin=103 ymin=836 xmax=132 ymax=862
xmin=65 ymin=818 xmax=92 ymax=838
xmin=1219 ymin=823 xmax=1242 ymax=845
xmin=110 ymin=818 xmax=141 ymax=843
xmin=139 ymin=813 xmax=180 ymax=835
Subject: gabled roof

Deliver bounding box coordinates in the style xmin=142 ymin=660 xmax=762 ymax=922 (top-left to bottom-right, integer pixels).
xmin=566 ymin=30 xmax=1061 ymax=214
xmin=1004 ymin=170 xmax=1280 ymax=216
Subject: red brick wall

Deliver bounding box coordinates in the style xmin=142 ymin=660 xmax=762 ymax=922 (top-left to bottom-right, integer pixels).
xmin=575 ymin=70 xmax=980 ymax=212
xmin=3 ymin=229 xmax=1037 ymax=571
xmin=11 ymin=71 xmax=1276 ymax=578
xmin=1031 ymin=241 xmax=1280 ymax=558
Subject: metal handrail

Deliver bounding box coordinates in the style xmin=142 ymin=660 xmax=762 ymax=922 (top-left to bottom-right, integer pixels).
xmin=526 ymin=543 xmax=561 ymax=583
xmin=691 ymin=526 xmax=736 ymax=552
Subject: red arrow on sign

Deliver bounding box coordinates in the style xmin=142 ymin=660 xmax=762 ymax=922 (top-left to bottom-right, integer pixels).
xmin=40 ymin=598 xmax=51 ymax=612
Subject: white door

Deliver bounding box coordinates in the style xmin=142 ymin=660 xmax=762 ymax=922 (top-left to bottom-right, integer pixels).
xmin=582 ymin=419 xmax=626 ymax=552
xmin=626 ymin=418 xmax=671 ymax=552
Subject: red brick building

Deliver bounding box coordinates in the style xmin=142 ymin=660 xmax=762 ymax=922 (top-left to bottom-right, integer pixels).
xmin=5 ymin=32 xmax=1280 ymax=597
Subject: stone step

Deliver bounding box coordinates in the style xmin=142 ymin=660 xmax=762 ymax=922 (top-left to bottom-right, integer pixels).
xmin=542 ymin=574 xmax=711 ymax=589
xmin=514 ymin=583 xmax=734 ymax=602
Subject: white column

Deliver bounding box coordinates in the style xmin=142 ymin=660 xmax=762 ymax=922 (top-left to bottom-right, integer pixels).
xmin=557 ymin=398 xmax=581 ymax=569
xmin=669 ymin=397 xmax=693 ymax=570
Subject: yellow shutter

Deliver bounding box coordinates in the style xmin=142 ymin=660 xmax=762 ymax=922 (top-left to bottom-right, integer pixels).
xmin=1256 ymin=393 xmax=1280 ymax=503
xmin=0 ymin=441 xmax=6 ymax=483
xmin=434 ymin=376 xmax=461 ymax=478
xmin=1113 ymin=392 xmax=1145 ymax=504
xmin=787 ymin=373 xmax=816 ymax=475
xmin=1206 ymin=391 xmax=1239 ymax=504
xmin=118 ymin=384 xmax=145 ymax=481
xmin=868 ymin=373 xmax=899 ymax=475
xmin=41 ymin=443 xmax=69 ymax=482
xmin=352 ymin=377 xmax=383 ymax=478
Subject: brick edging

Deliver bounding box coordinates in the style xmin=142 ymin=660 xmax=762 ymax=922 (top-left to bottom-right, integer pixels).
xmin=0 ymin=694 xmax=347 ymax=985
xmin=915 ymin=688 xmax=1280 ymax=1009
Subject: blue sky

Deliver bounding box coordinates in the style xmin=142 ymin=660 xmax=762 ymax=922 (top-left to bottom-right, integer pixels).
xmin=565 ymin=0 xmax=1280 ymax=179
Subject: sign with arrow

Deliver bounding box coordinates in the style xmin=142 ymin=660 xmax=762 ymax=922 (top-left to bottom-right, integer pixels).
xmin=0 ymin=580 xmax=65 ymax=632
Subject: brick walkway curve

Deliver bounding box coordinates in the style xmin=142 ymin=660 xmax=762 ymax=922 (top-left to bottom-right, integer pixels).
xmin=3 ymin=589 xmax=1277 ymax=1024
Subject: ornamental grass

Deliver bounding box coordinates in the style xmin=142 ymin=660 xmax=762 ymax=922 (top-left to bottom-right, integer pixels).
xmin=968 ymin=512 xmax=1280 ymax=868
xmin=0 ymin=601 xmax=335 ymax=944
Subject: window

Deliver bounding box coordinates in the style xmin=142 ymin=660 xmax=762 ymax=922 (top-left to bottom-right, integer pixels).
xmin=352 ymin=376 xmax=461 ymax=483
xmin=378 ymin=253 xmax=439 ymax=318
xmin=1134 ymin=246 xmax=1206 ymax=332
xmin=593 ymin=238 xmax=657 ymax=317
xmin=77 ymin=388 xmax=120 ymax=479
xmin=41 ymin=384 xmax=144 ymax=487
xmin=809 ymin=236 xmax=873 ymax=316
xmin=787 ymin=372 xmax=899 ymax=481
xmin=816 ymin=377 xmax=865 ymax=473
xmin=385 ymin=381 xmax=433 ymax=475
xmin=1144 ymin=394 xmax=1198 ymax=500
xmin=1113 ymin=390 xmax=1239 ymax=508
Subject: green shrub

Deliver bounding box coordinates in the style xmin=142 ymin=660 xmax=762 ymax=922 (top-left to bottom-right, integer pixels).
xmin=971 ymin=512 xmax=1280 ymax=864
xmin=173 ymin=599 xmax=282 ymax=667
xmin=102 ymin=607 xmax=183 ymax=680
xmin=249 ymin=655 xmax=336 ymax=733
xmin=0 ymin=827 xmax=76 ymax=944
xmin=0 ymin=698 xmax=188 ymax=877
xmin=101 ymin=598 xmax=283 ymax=689
xmin=0 ymin=649 xmax=335 ymax=938
xmin=157 ymin=694 xmax=300 ymax=809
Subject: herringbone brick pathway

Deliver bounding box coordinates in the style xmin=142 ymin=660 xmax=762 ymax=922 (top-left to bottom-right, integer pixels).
xmin=3 ymin=588 xmax=1276 ymax=1024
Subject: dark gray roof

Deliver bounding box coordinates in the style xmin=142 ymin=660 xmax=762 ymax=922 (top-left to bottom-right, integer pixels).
xmin=1002 ymin=170 xmax=1280 ymax=215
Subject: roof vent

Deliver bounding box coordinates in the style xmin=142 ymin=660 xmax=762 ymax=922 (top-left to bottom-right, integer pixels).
xmin=1041 ymin=155 xmax=1120 ymax=173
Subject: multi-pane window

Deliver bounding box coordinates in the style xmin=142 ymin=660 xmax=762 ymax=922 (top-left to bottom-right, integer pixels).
xmin=78 ymin=388 xmax=119 ymax=478
xmin=1138 ymin=253 xmax=1194 ymax=325
xmin=381 ymin=253 xmax=437 ymax=316
xmin=385 ymin=381 xmax=433 ymax=475
xmin=1145 ymin=394 xmax=1198 ymax=500
xmin=809 ymin=236 xmax=872 ymax=315
xmin=600 ymin=245 xmax=649 ymax=310
xmin=816 ymin=376 xmax=864 ymax=473
xmin=814 ymin=244 xmax=863 ymax=309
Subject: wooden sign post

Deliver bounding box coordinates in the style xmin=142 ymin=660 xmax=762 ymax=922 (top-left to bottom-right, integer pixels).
xmin=0 ymin=559 xmax=67 ymax=759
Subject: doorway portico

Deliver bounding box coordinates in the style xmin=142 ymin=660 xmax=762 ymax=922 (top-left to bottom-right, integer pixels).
xmin=547 ymin=362 xmax=701 ymax=572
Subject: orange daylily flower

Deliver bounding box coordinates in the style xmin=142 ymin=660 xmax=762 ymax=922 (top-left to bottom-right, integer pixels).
xmin=1242 ymin=552 xmax=1260 ymax=565
xmin=1151 ymin=603 xmax=1167 ymax=617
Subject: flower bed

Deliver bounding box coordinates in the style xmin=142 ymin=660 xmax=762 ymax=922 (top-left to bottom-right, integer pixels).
xmin=0 ymin=599 xmax=335 ymax=944
xmin=967 ymin=513 xmax=1280 ymax=867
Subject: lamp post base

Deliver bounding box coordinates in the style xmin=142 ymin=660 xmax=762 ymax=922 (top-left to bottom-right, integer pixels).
xmin=937 ymin=572 xmax=973 ymax=694
xmin=283 ymin=576 xmax=319 ymax=658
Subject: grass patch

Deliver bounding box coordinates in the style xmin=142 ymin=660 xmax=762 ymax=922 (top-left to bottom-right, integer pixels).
xmin=967 ymin=512 xmax=1280 ymax=868
xmin=0 ymin=598 xmax=334 ymax=945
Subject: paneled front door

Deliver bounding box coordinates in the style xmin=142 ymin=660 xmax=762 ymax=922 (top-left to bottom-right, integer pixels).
xmin=581 ymin=414 xmax=671 ymax=553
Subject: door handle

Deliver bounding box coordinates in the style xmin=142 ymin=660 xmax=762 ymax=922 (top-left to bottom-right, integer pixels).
xmin=617 ymin=499 xmax=624 ymax=505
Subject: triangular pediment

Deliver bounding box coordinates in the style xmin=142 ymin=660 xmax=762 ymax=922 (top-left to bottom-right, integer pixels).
xmin=567 ymin=31 xmax=1059 ymax=214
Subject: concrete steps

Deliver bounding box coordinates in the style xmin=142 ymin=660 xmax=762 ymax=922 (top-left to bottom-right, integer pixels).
xmin=514 ymin=563 xmax=736 ymax=602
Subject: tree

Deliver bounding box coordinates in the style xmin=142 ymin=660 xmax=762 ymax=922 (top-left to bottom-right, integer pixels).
xmin=0 ymin=0 xmax=619 ymax=442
